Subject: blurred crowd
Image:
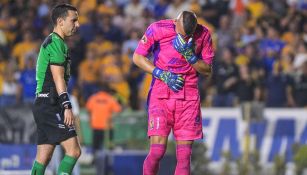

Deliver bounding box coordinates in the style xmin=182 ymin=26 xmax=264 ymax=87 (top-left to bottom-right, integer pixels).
xmin=0 ymin=0 xmax=306 ymax=110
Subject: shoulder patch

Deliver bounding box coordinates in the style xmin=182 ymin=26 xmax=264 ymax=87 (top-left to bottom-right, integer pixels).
xmin=141 ymin=35 xmax=147 ymax=44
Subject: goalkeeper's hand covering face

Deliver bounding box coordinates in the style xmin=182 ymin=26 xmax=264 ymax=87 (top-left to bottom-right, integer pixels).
xmin=173 ymin=11 xmax=199 ymax=64
xmin=174 ymin=11 xmax=198 ymax=40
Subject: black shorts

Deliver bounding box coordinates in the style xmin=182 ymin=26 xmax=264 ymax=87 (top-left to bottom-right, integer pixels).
xmin=32 ymin=96 xmax=77 ymax=145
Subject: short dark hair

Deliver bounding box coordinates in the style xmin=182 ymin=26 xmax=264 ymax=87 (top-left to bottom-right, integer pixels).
xmin=182 ymin=11 xmax=197 ymax=36
xmin=51 ymin=3 xmax=77 ymax=26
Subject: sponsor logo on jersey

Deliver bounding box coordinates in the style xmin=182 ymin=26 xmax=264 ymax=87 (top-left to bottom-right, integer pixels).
xmin=37 ymin=93 xmax=49 ymax=98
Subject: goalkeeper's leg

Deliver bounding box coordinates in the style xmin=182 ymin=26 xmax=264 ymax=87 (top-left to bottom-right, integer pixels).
xmin=174 ymin=141 xmax=193 ymax=175
xmin=143 ymin=136 xmax=167 ymax=175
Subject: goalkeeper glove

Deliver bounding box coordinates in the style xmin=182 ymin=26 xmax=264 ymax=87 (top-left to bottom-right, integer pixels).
xmin=152 ymin=67 xmax=184 ymax=92
xmin=173 ymin=34 xmax=199 ymax=64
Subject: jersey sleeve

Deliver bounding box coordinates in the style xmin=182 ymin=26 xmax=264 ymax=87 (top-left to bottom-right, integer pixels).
xmin=200 ymin=30 xmax=214 ymax=65
xmin=48 ymin=39 xmax=66 ymax=65
xmin=134 ymin=23 xmax=156 ymax=57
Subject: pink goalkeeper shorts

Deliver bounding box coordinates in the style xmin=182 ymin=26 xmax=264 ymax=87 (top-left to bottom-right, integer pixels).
xmin=147 ymin=94 xmax=203 ymax=141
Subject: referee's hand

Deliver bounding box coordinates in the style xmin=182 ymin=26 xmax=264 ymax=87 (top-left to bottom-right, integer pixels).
xmin=64 ymin=109 xmax=74 ymax=126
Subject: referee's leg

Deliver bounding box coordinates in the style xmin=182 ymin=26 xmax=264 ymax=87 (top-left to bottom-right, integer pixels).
xmin=31 ymin=144 xmax=55 ymax=175
xmin=58 ymin=136 xmax=81 ymax=175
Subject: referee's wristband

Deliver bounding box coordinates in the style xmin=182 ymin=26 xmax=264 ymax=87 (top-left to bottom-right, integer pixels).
xmin=59 ymin=92 xmax=72 ymax=109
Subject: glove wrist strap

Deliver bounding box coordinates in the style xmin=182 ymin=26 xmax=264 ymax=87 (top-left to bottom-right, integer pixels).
xmin=188 ymin=54 xmax=199 ymax=64
xmin=152 ymin=67 xmax=163 ymax=79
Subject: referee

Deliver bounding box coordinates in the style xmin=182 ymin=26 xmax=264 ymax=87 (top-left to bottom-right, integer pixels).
xmin=31 ymin=4 xmax=81 ymax=175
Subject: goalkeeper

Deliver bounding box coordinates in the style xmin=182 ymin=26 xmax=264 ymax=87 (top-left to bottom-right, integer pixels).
xmin=133 ymin=11 xmax=214 ymax=175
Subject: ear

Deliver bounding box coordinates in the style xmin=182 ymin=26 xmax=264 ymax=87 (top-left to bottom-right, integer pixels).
xmin=57 ymin=18 xmax=64 ymax=26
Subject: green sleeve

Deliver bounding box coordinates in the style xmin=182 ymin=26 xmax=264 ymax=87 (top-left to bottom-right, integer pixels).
xmin=48 ymin=40 xmax=66 ymax=65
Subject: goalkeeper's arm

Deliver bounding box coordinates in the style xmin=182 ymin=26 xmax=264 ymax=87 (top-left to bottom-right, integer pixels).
xmin=132 ymin=53 xmax=155 ymax=75
xmin=173 ymin=34 xmax=212 ymax=76
xmin=192 ymin=59 xmax=212 ymax=76
xmin=133 ymin=53 xmax=184 ymax=92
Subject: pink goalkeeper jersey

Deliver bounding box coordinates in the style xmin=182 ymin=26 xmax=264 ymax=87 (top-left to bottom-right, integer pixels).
xmin=135 ymin=19 xmax=214 ymax=99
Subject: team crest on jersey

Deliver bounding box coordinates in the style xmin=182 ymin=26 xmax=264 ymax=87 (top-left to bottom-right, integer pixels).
xmin=141 ymin=35 xmax=147 ymax=44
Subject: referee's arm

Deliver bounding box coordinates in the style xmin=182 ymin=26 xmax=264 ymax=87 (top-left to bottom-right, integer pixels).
xmin=51 ymin=65 xmax=74 ymax=126
xmin=50 ymin=65 xmax=67 ymax=93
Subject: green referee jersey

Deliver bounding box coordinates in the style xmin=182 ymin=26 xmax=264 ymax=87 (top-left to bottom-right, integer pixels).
xmin=36 ymin=32 xmax=71 ymax=94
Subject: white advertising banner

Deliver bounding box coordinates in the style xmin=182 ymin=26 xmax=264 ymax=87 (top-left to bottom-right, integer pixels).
xmin=201 ymin=108 xmax=307 ymax=164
